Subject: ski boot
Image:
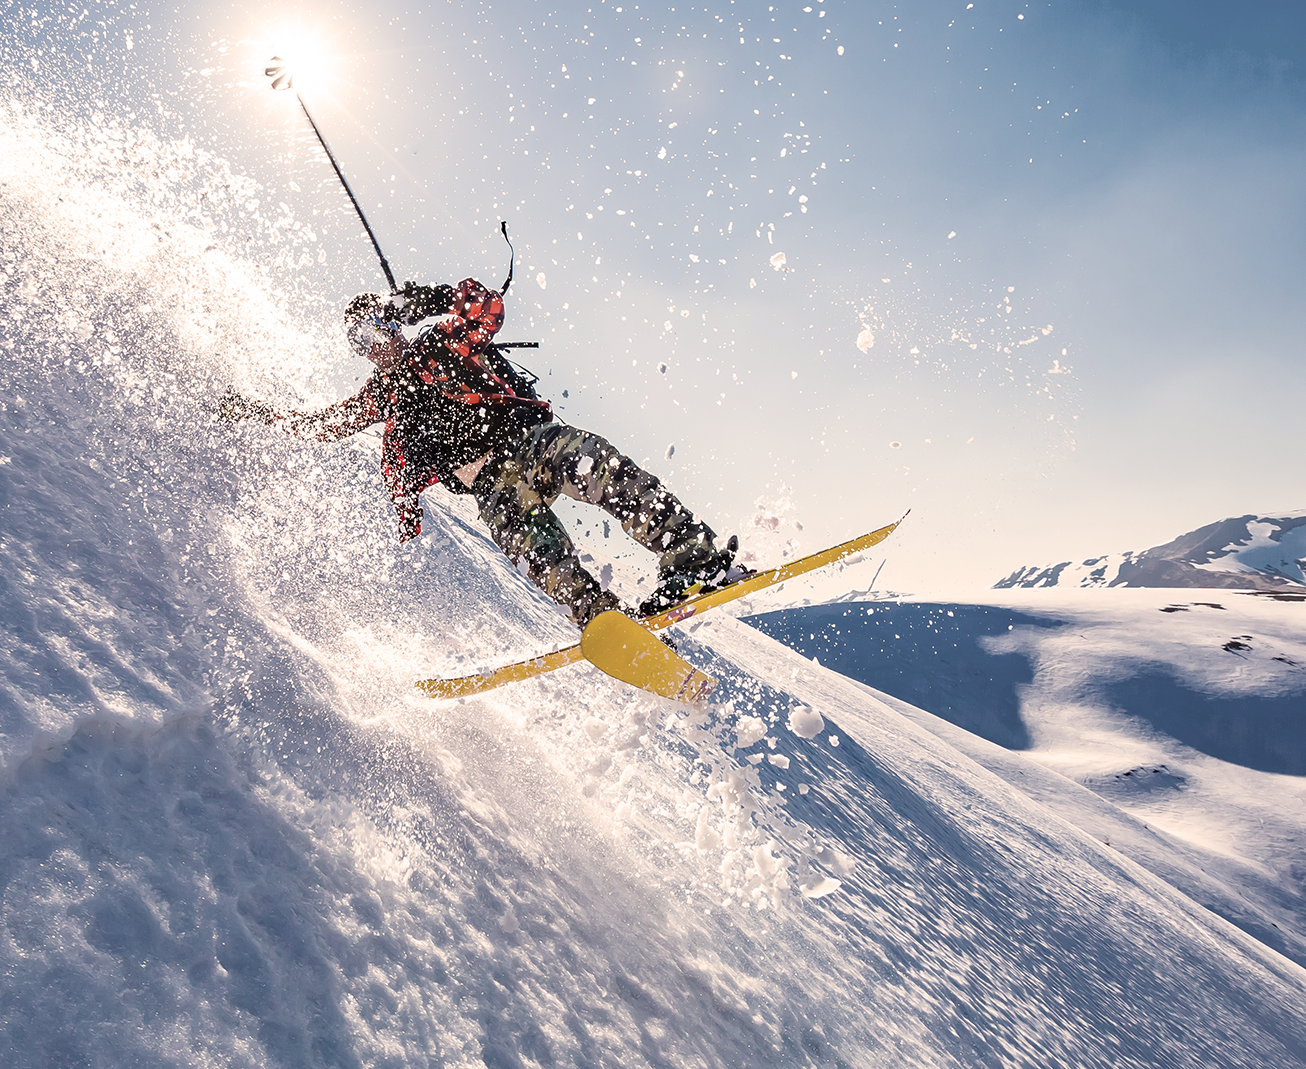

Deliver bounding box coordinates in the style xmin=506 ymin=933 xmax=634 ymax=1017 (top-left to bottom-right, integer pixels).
xmin=574 ymin=589 xmax=681 ymax=650
xmin=638 ymin=535 xmax=752 ymax=617
xmin=574 ymin=589 xmax=626 ymax=629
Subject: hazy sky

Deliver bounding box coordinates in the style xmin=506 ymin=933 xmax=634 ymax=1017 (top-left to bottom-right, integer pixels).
xmin=6 ymin=0 xmax=1305 ymax=588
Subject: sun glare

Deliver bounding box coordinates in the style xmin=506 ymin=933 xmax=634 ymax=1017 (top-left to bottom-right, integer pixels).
xmin=256 ymin=25 xmax=340 ymax=96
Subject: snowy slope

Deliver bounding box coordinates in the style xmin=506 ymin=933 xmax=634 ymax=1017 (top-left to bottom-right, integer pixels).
xmin=747 ymin=592 xmax=1306 ymax=967
xmin=6 ymin=101 xmax=1306 ymax=1068
xmin=997 ymin=512 xmax=1306 ymax=589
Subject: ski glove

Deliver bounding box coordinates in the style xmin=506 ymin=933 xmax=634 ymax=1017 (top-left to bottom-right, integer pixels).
xmin=397 ymin=281 xmax=455 ymax=323
xmin=215 ymin=386 xmax=278 ymax=424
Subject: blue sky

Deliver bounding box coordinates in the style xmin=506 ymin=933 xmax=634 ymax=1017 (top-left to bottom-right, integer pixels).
xmin=5 ymin=0 xmax=1304 ymax=586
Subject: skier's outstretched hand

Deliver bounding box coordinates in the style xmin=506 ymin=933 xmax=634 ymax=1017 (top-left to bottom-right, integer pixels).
xmin=214 ymin=386 xmax=253 ymax=421
xmin=213 ymin=386 xmax=276 ymax=424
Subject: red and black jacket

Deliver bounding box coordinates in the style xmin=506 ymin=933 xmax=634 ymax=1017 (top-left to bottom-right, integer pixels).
xmin=277 ymin=280 xmax=550 ymax=541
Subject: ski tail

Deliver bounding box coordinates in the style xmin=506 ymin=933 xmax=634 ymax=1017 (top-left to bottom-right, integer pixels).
xmin=415 ymin=645 xmax=586 ymax=700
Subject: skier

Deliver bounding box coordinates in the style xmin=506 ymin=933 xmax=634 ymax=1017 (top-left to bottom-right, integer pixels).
xmin=217 ymin=278 xmax=743 ymax=626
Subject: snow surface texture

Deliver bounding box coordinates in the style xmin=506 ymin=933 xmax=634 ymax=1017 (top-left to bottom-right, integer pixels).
xmin=747 ymin=594 xmax=1306 ymax=969
xmin=5 ymin=100 xmax=1306 ymax=1068
xmin=996 ymin=512 xmax=1306 ymax=590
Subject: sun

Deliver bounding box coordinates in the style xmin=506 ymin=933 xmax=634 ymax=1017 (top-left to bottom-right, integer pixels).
xmin=255 ymin=23 xmax=341 ymax=96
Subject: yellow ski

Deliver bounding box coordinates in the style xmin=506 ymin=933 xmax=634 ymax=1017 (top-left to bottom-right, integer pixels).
xmin=581 ymin=610 xmax=718 ymax=703
xmin=415 ymin=512 xmax=906 ymax=701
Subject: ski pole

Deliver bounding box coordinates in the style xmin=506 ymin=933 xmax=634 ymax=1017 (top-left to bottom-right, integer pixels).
xmin=265 ymin=58 xmax=398 ymax=295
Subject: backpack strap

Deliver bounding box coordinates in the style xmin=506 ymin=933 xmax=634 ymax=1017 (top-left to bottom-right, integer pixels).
xmin=409 ymin=337 xmax=551 ymax=413
xmin=451 ymin=390 xmax=551 ymax=409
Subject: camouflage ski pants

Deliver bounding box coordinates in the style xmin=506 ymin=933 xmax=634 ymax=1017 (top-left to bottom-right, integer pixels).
xmin=471 ymin=422 xmax=717 ymax=621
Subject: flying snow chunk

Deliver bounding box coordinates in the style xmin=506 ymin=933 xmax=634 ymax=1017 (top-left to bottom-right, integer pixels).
xmin=657 ymin=146 xmax=667 ymax=160
xmin=769 ymin=251 xmax=787 ymax=271
xmin=735 ymin=715 xmax=767 ymax=748
xmin=749 ymin=278 xmax=757 ymax=289
xmin=753 ymin=841 xmax=785 ymax=884
xmin=800 ymin=877 xmax=843 ymax=899
xmin=856 ymin=328 xmax=875 ymax=352
xmin=535 ymin=271 xmax=547 ymax=290
xmin=665 ymin=443 xmax=675 ymax=460
xmin=695 ymin=808 xmax=721 ymax=852
xmin=787 ymin=704 xmax=825 ymax=739
xmin=814 ymin=844 xmax=855 ymax=875
xmin=948 ymin=231 xmax=957 ymax=239
xmin=837 ymin=45 xmax=845 ymax=55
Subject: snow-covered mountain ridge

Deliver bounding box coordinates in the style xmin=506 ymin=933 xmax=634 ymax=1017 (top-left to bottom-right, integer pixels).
xmin=996 ymin=512 xmax=1306 ymax=589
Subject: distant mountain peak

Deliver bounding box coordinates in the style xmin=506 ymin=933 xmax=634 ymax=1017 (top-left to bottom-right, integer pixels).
xmin=996 ymin=512 xmax=1306 ymax=590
